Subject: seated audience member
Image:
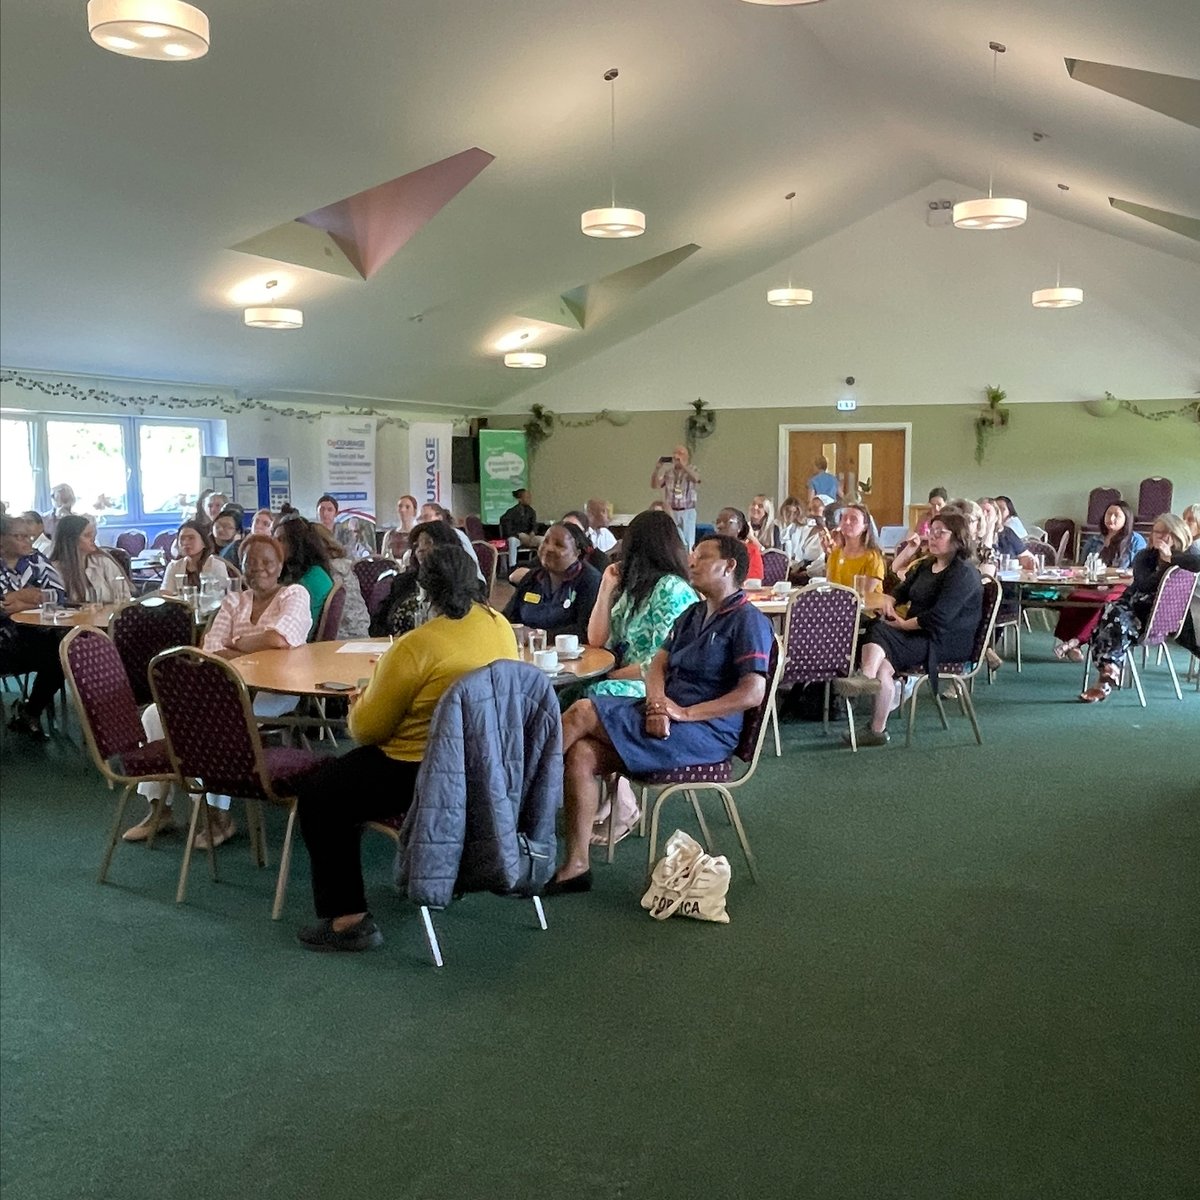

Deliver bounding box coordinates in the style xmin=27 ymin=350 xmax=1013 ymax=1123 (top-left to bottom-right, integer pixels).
xmin=994 ymin=494 xmax=1028 ymax=540
xmin=714 ymin=508 xmax=764 ymax=582
xmin=123 ymin=534 xmax=313 ymax=844
xmin=161 ymin=520 xmax=231 ymax=595
xmin=312 ymin=524 xmax=371 ymax=638
xmin=748 ymin=495 xmax=780 ymax=550
xmin=842 ymin=512 xmax=982 ymax=747
xmin=776 ymin=497 xmax=805 ymax=560
xmin=1053 ymin=501 xmax=1145 ymax=662
xmin=782 ymin=496 xmax=829 ymax=583
xmin=382 ymin=527 xmax=409 ymax=563
xmin=977 ymin=497 xmax=1035 ymax=570
xmin=212 ymin=506 xmax=245 ymax=565
xmin=51 ymin=515 xmax=131 ymax=605
xmin=21 ymin=511 xmax=52 ymax=556
xmin=503 ymin=521 xmax=601 ymax=639
xmin=394 ymin=494 xmax=418 ymax=538
xmin=192 ymin=489 xmax=214 ymax=532
xmin=823 ymin=504 xmax=885 ymax=591
xmin=913 ymin=487 xmax=949 ymax=538
xmin=499 ymin=488 xmax=540 ymax=564
xmin=315 ymin=494 xmax=339 ymax=533
xmin=294 ymin=545 xmax=518 ymax=951
xmin=205 ymin=491 xmax=229 ymax=525
xmin=251 ymin=508 xmax=275 ymax=537
xmin=808 ymin=457 xmax=839 ymax=504
xmin=1079 ymin=514 xmax=1200 ymax=703
xmin=370 ymin=520 xmax=467 ymax=638
xmin=548 ymin=534 xmax=774 ymax=892
xmin=1182 ymin=503 xmax=1200 ymax=547
xmin=273 ymin=506 xmax=334 ymax=627
xmin=1 ymin=514 xmax=68 ymax=738
xmin=1178 ymin=503 xmax=1200 ymax=657
xmin=561 ymin=510 xmax=610 ymax=573
xmin=894 ymin=494 xmax=976 ymax=582
xmin=585 ymin=498 xmax=618 ymax=553
xmin=339 ymin=515 xmax=376 ymax=561
xmin=418 ymin=503 xmax=485 ymax=582
xmin=43 ymin=483 xmax=77 ymax=540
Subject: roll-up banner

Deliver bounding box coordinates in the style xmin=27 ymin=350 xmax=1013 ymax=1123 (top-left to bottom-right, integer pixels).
xmin=320 ymin=415 xmax=377 ymax=520
xmin=478 ymin=429 xmax=529 ymax=523
xmin=408 ymin=422 xmax=453 ymax=509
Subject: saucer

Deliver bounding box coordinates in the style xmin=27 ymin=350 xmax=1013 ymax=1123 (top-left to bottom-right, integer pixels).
xmin=557 ymin=649 xmax=584 ymax=661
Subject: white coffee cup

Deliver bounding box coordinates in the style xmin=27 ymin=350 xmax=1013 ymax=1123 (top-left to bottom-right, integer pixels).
xmin=555 ymin=634 xmax=580 ymax=656
xmin=744 ymin=577 xmax=763 ymax=591
xmin=534 ymin=649 xmax=559 ymax=672
xmin=772 ymin=581 xmax=793 ymax=595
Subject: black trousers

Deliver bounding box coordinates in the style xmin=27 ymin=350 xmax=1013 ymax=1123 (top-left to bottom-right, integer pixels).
xmin=0 ymin=627 xmax=66 ymax=719
xmin=296 ymin=746 xmax=419 ymax=919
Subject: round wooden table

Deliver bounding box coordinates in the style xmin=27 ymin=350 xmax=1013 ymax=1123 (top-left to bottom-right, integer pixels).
xmin=229 ymin=641 xmax=616 ymax=696
xmin=11 ymin=603 xmax=120 ymax=629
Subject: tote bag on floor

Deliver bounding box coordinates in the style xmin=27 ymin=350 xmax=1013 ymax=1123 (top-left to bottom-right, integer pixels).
xmin=641 ymin=829 xmax=731 ymax=924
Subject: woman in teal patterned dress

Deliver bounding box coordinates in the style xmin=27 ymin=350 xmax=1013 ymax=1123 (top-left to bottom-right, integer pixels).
xmin=578 ymin=509 xmax=697 ymax=841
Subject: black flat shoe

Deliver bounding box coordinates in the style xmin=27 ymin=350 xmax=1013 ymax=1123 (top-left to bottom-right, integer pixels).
xmin=7 ymin=702 xmax=46 ymax=741
xmin=542 ymin=871 xmax=592 ymax=896
xmin=297 ymin=915 xmax=384 ymax=953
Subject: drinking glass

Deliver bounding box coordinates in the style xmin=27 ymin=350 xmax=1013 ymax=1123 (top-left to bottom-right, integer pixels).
xmin=529 ymin=629 xmax=547 ymax=655
xmin=181 ymin=586 xmax=200 ymax=610
xmin=510 ymin=624 xmax=528 ymax=658
xmin=39 ymin=588 xmax=57 ymax=621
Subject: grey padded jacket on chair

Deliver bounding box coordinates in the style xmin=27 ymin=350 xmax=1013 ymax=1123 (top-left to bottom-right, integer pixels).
xmin=395 ymin=660 xmax=562 ymax=909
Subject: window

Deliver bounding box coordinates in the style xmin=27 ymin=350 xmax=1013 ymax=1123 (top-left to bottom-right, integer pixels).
xmin=0 ymin=411 xmax=217 ymax=529
xmin=46 ymin=419 xmax=129 ymax=516
xmin=0 ymin=418 xmax=36 ymax=514
xmin=139 ymin=423 xmax=202 ymax=515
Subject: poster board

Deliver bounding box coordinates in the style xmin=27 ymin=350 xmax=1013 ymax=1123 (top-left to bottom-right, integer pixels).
xmin=478 ymin=430 xmax=528 ymax=524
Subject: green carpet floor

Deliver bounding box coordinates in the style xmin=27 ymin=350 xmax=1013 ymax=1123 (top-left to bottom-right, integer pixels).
xmin=2 ymin=632 xmax=1197 ymax=1200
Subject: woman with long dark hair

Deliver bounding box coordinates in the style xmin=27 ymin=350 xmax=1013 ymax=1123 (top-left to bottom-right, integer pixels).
xmin=50 ymin=515 xmax=131 ymax=605
xmin=1053 ymin=501 xmax=1145 ymax=662
xmin=370 ymin=520 xmax=465 ymax=637
xmin=272 ymin=505 xmax=334 ymax=626
xmin=295 ymin=544 xmax=518 ymax=951
xmin=161 ymin=519 xmax=230 ymax=595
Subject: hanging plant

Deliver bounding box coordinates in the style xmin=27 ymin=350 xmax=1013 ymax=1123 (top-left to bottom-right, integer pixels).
xmin=523 ymin=404 xmax=556 ymax=458
xmin=685 ymin=398 xmax=716 ymax=454
xmin=974 ymin=384 xmax=1011 ymax=464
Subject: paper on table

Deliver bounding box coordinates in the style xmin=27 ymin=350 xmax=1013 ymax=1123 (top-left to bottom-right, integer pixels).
xmin=336 ymin=641 xmax=389 ymax=654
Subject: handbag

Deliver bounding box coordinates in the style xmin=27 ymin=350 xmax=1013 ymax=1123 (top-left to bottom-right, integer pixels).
xmin=640 ymin=830 xmax=731 ymax=924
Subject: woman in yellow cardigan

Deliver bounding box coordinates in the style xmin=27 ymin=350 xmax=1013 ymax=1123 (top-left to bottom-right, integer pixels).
xmin=295 ymin=545 xmax=517 ymax=953
xmin=824 ymin=504 xmax=886 ymax=590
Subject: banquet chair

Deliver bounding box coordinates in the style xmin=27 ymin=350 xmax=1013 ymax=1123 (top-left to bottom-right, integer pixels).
xmin=472 ymin=540 xmax=498 ymax=593
xmin=312 ymin=582 xmax=346 ymax=642
xmin=116 ymin=530 xmax=147 ymax=557
xmin=1043 ymin=517 xmax=1076 ymax=564
xmin=639 ymin=642 xmax=783 ymax=883
xmin=895 ymin=576 xmax=1001 ymax=748
xmin=769 ymin=582 xmax=861 ymax=755
xmin=463 ymin=514 xmax=486 ymax=543
xmin=148 ymin=647 xmax=322 ymax=919
xmin=109 ymin=594 xmax=195 ymax=706
xmin=352 ymin=556 xmax=394 ymax=606
xmin=59 ymin=627 xmax=176 ymax=883
xmin=106 ymin=546 xmax=134 ymax=582
xmin=366 ymin=569 xmax=399 ymax=623
xmin=1079 ymin=567 xmax=1197 ymax=705
xmin=1081 ymin=486 xmax=1122 ymax=542
xmin=760 ymin=548 xmax=789 ymax=586
xmin=1134 ymin=476 xmax=1173 ymax=529
xmin=151 ymin=530 xmax=177 ymax=556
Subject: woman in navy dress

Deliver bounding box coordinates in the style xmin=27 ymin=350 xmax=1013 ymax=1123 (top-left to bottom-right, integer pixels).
xmin=502 ymin=521 xmax=601 ymax=640
xmin=545 ymin=534 xmax=775 ymax=893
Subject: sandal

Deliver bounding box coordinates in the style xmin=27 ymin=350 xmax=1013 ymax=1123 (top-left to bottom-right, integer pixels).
xmin=1079 ymin=672 xmax=1118 ymax=703
xmin=1053 ymin=640 xmax=1076 ymax=661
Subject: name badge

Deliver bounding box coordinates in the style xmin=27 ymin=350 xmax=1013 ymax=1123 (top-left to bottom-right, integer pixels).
xmin=523 ymin=592 xmax=541 ymax=604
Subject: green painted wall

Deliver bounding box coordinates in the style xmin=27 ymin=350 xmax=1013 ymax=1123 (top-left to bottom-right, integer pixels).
xmin=496 ymin=402 xmax=1199 ymax=531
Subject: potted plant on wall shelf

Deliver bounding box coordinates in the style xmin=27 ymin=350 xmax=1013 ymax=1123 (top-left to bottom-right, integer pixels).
xmin=974 ymin=385 xmax=1010 ymax=464
xmin=524 ymin=404 xmax=555 ymax=458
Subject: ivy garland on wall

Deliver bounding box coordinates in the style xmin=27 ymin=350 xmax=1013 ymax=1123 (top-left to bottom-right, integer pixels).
xmin=1086 ymin=391 xmax=1200 ymax=422
xmin=0 ymin=371 xmax=481 ymax=430
xmin=522 ymin=404 xmax=633 ymax=457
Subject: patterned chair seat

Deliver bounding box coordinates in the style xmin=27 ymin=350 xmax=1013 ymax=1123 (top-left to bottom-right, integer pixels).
xmin=260 ymin=746 xmax=323 ymax=794
xmin=113 ymin=739 xmax=172 ymax=776
xmin=636 ymin=760 xmax=734 ymax=786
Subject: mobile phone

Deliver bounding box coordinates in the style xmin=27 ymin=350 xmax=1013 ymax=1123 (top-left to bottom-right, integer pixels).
xmin=658 ymin=455 xmax=672 ymax=463
xmin=317 ymin=681 xmax=355 ymax=693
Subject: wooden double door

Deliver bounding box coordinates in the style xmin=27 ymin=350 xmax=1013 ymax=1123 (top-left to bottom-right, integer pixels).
xmin=786 ymin=428 xmax=907 ymax=528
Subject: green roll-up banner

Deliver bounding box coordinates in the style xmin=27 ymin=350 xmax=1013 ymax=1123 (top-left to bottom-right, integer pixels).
xmin=478 ymin=430 xmax=529 ymax=524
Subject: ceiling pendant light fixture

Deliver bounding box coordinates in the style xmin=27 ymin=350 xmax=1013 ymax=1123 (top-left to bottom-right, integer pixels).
xmin=1032 ymin=264 xmax=1083 ymax=309
xmin=581 ymin=68 xmax=645 ymax=238
xmin=87 ymin=0 xmax=210 ymax=61
xmin=767 ymin=192 xmax=813 ymax=306
xmin=244 ymin=307 xmax=303 ymax=330
xmin=953 ymin=42 xmax=1028 ymax=231
xmin=504 ymin=351 xmax=547 ymax=368
xmin=740 ymin=0 xmax=828 ymax=6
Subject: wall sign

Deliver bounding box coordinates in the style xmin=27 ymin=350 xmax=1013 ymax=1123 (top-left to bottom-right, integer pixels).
xmin=320 ymin=415 xmax=377 ymax=520
xmin=478 ymin=429 xmax=528 ymax=523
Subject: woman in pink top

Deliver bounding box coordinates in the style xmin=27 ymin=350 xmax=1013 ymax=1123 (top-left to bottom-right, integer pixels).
xmin=122 ymin=534 xmax=312 ymax=846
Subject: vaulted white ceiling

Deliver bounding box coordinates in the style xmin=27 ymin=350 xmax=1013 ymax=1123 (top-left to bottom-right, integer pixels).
xmin=1 ymin=0 xmax=1197 ymax=411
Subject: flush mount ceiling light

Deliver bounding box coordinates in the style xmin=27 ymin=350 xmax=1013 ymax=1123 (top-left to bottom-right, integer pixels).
xmin=581 ymin=69 xmax=645 ymax=238
xmin=504 ymin=351 xmax=547 ymax=368
xmin=767 ymin=192 xmax=813 ymax=307
xmin=87 ymin=0 xmax=210 ymax=60
xmin=244 ymin=307 xmax=303 ymax=330
xmin=953 ymin=43 xmax=1028 ymax=230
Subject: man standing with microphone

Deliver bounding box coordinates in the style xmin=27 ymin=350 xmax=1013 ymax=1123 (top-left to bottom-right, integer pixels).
xmin=650 ymin=445 xmax=701 ymax=548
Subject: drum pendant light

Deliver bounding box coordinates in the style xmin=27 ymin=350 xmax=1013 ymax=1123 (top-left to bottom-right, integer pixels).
xmin=1032 ymin=264 xmax=1083 ymax=308
xmin=767 ymin=192 xmax=813 ymax=306
xmin=244 ymin=307 xmax=303 ymax=329
xmin=504 ymin=351 xmax=547 ymax=368
xmin=953 ymin=43 xmax=1028 ymax=230
xmin=87 ymin=0 xmax=210 ymax=60
xmin=581 ymin=69 xmax=645 ymax=238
